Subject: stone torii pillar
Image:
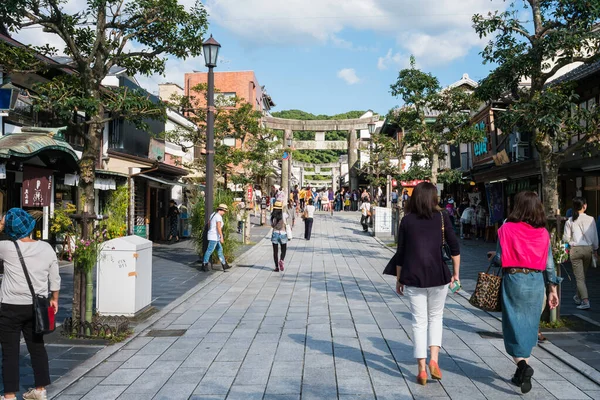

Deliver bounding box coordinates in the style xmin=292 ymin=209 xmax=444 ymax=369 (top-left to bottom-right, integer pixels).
xmin=281 ymin=129 xmax=292 ymax=196
xmin=348 ymin=128 xmax=358 ymax=191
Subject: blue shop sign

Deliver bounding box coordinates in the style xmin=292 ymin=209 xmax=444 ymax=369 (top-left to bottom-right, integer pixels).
xmin=473 ymin=120 xmax=489 ymax=157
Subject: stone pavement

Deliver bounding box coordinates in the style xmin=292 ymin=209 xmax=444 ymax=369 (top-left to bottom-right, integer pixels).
xmin=2 ymin=239 xmax=225 ymax=395
xmin=49 ymin=212 xmax=600 ymax=399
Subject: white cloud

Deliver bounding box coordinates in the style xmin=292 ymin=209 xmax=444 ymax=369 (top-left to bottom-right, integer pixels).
xmin=337 ymin=68 xmax=360 ymax=85
xmin=207 ymin=0 xmax=509 ymax=66
xmin=377 ymin=49 xmax=407 ymax=70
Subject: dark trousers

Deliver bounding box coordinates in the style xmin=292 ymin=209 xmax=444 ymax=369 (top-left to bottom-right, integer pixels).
xmin=0 ymin=304 xmax=50 ymax=392
xmin=361 ymin=215 xmax=370 ymax=231
xmin=304 ymin=218 xmax=314 ymax=240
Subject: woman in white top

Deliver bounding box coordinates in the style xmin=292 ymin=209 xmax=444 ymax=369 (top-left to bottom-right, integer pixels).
xmin=304 ymin=199 xmax=316 ymax=240
xmin=360 ymin=201 xmax=371 ymax=232
xmin=271 ymin=201 xmax=289 ymax=272
xmin=563 ymin=197 xmax=599 ymax=310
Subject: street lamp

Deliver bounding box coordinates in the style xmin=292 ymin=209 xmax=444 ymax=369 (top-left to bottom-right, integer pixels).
xmin=202 ymin=34 xmax=221 ymax=255
xmin=0 ymin=81 xmax=20 ymax=117
xmin=367 ymin=122 xmax=376 ymax=135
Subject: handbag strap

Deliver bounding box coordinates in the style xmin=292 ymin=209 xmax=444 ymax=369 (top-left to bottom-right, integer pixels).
xmin=439 ymin=211 xmax=447 ymax=245
xmin=12 ymin=241 xmax=37 ymax=301
xmin=576 ymin=221 xmax=593 ymax=247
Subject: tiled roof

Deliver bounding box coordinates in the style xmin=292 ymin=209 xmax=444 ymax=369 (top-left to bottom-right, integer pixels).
xmin=0 ymin=129 xmax=78 ymax=164
xmin=549 ymin=59 xmax=600 ymax=85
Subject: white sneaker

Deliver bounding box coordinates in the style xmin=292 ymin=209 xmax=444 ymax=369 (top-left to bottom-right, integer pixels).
xmin=22 ymin=388 xmax=47 ymax=400
xmin=577 ymin=302 xmax=591 ymax=310
xmin=574 ymin=295 xmax=582 ymax=305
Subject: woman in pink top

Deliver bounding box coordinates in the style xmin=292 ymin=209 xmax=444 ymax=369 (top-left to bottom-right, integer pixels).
xmin=491 ymin=192 xmax=561 ymax=394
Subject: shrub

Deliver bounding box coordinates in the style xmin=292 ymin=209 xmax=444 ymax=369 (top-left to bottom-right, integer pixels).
xmin=101 ymin=185 xmax=129 ymax=239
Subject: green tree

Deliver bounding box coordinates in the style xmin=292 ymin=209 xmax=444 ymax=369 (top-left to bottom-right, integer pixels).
xmin=472 ymin=0 xmax=600 ymax=215
xmin=165 ymin=84 xmax=280 ymax=189
xmin=0 ymin=0 xmax=208 ymax=324
xmin=389 ymin=57 xmax=482 ymax=185
xmin=360 ymin=132 xmax=403 ymax=189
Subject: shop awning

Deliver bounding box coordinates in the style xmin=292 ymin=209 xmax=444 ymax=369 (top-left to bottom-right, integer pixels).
xmin=137 ymin=174 xmax=183 ymax=187
xmin=0 ymin=127 xmax=79 ymax=172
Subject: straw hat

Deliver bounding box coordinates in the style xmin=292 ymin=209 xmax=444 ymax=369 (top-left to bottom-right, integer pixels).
xmin=273 ymin=201 xmax=283 ymax=210
xmin=217 ymin=204 xmax=229 ymax=212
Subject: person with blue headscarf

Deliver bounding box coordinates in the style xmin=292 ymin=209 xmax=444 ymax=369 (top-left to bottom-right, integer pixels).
xmin=0 ymin=208 xmax=60 ymax=400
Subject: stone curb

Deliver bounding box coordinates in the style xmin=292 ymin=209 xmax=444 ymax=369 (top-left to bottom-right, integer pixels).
xmin=49 ymin=235 xmax=271 ymax=399
xmin=373 ymin=234 xmax=600 ymax=387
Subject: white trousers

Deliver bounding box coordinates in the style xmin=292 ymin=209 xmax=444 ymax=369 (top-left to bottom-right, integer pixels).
xmin=405 ymin=284 xmax=448 ymax=359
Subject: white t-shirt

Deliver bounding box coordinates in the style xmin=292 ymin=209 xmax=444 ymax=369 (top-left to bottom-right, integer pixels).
xmin=305 ymin=205 xmax=316 ymax=218
xmin=207 ymin=212 xmax=224 ymax=241
xmin=360 ymin=202 xmax=371 ymax=217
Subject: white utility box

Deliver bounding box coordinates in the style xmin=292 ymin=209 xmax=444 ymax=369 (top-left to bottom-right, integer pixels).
xmin=372 ymin=206 xmax=393 ymax=238
xmin=97 ymin=235 xmax=153 ymax=316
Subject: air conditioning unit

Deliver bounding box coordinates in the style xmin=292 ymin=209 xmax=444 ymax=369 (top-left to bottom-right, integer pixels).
xmin=512 ymin=131 xmax=530 ymax=162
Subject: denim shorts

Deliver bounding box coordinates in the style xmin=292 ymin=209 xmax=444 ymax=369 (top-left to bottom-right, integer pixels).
xmin=271 ymin=232 xmax=288 ymax=244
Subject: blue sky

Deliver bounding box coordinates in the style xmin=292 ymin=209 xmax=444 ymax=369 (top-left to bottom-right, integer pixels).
xmin=205 ymin=23 xmax=497 ymax=117
xmin=192 ymin=0 xmax=510 ymax=116
xmin=14 ymin=0 xmax=510 ymax=116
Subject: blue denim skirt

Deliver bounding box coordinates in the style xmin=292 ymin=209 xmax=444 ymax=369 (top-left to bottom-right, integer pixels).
xmin=501 ymin=271 xmax=544 ymax=358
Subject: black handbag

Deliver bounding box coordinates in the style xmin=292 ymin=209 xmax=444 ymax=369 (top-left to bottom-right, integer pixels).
xmin=13 ymin=241 xmax=55 ymax=335
xmin=440 ymin=211 xmax=452 ymax=264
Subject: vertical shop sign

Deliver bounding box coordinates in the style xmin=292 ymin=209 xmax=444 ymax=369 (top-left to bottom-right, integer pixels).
xmin=485 ymin=182 xmax=504 ymax=224
xmin=22 ymin=166 xmax=52 ymax=207
xmin=0 ymin=163 xmax=5 ymax=179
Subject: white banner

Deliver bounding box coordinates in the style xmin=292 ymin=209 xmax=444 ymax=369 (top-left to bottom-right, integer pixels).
xmin=0 ymin=163 xmax=5 ymax=179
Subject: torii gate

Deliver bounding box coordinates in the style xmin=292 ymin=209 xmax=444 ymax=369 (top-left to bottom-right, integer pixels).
xmin=262 ymin=115 xmax=378 ymax=196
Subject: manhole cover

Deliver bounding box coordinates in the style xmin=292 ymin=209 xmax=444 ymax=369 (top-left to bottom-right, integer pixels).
xmin=478 ymin=331 xmax=503 ymax=339
xmin=146 ymin=329 xmax=187 ymax=337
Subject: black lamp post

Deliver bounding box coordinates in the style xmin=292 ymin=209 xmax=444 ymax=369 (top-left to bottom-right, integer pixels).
xmin=202 ymin=34 xmax=221 ymax=253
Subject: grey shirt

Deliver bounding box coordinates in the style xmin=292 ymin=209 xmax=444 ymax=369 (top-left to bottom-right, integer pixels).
xmin=0 ymin=240 xmax=61 ymax=305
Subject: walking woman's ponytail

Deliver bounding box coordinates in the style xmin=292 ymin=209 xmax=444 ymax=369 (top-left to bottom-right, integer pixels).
xmin=572 ymin=197 xmax=586 ymax=221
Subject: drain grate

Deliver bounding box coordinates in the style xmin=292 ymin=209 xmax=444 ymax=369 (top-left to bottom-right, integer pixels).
xmin=478 ymin=331 xmax=503 ymax=339
xmin=146 ymin=329 xmax=187 ymax=337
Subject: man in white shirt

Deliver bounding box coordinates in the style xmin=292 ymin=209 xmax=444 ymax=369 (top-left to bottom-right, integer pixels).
xmin=202 ymin=204 xmax=231 ymax=272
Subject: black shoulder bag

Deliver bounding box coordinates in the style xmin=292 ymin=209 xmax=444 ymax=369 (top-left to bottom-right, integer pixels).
xmin=13 ymin=241 xmax=55 ymax=335
xmin=440 ymin=211 xmax=452 ymax=264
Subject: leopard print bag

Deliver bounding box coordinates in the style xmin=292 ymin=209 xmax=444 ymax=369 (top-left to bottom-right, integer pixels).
xmin=469 ymin=263 xmax=502 ymax=312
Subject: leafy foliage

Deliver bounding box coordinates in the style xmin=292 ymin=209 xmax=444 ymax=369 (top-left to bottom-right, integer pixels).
xmin=388 ymin=56 xmax=482 ymax=184
xmin=359 ymin=132 xmax=403 ymax=188
xmin=271 ymin=109 xmax=368 ymax=120
xmin=472 ymin=0 xmax=600 ymax=214
xmin=293 ymin=150 xmax=345 ymax=164
xmin=101 ymin=185 xmax=129 ymax=239
xmin=164 ymin=84 xmax=281 ymax=187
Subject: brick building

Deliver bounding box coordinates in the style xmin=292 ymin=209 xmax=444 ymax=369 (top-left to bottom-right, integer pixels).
xmin=184 ymin=71 xmax=274 ymax=114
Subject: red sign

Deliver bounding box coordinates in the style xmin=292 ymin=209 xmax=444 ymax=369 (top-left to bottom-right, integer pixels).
xmin=392 ymin=179 xmax=398 ymax=187
xmin=400 ymin=179 xmax=429 ymax=187
xmin=246 ymin=185 xmax=254 ymax=208
xmin=22 ymin=166 xmax=52 ymax=207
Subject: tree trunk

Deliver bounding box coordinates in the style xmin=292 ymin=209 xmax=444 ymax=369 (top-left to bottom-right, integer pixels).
xmin=73 ymin=107 xmax=104 ymax=322
xmin=431 ymin=152 xmax=439 ymax=186
xmin=539 ymin=152 xmax=561 ymax=218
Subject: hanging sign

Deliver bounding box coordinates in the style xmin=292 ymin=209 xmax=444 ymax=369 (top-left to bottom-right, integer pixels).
xmin=0 ymin=163 xmax=5 ymax=179
xmin=22 ymin=166 xmax=52 ymax=207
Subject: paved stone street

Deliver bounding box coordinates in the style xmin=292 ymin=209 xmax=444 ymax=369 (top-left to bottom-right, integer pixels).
xmin=49 ymin=212 xmax=600 ymax=400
